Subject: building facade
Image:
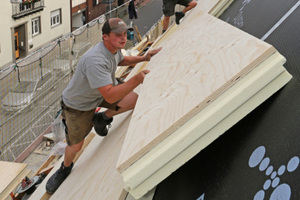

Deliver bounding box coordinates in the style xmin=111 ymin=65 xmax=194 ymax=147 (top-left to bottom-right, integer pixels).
xmin=71 ymin=0 xmax=131 ymax=31
xmin=72 ymin=0 xmax=87 ymax=31
xmin=0 ymin=0 xmax=71 ymax=68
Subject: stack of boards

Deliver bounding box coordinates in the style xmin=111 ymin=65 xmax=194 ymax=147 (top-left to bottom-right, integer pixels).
xmin=29 ymin=0 xmax=292 ymax=199
xmin=116 ymin=3 xmax=292 ymax=200
xmin=0 ymin=161 xmax=31 ymax=200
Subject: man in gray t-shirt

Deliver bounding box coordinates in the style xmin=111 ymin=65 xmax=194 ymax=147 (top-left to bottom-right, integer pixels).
xmin=62 ymin=41 xmax=123 ymax=111
xmin=46 ymin=18 xmax=162 ymax=194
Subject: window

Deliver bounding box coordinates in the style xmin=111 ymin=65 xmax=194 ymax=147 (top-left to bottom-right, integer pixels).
xmin=32 ymin=17 xmax=40 ymax=36
xmin=51 ymin=9 xmax=61 ymax=27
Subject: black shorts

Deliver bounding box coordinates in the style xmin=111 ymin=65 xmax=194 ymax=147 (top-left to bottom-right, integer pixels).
xmin=162 ymin=0 xmax=192 ymax=16
xmin=99 ymin=98 xmax=120 ymax=111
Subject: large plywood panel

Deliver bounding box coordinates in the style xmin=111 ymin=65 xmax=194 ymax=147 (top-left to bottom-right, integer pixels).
xmin=116 ymin=10 xmax=276 ymax=172
xmin=120 ymin=52 xmax=291 ymax=198
xmin=127 ymin=69 xmax=292 ymax=198
xmin=125 ymin=0 xmax=235 ymax=81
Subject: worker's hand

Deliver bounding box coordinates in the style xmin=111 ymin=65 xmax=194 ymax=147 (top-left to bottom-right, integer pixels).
xmin=135 ymin=70 xmax=150 ymax=84
xmin=144 ymin=47 xmax=162 ymax=61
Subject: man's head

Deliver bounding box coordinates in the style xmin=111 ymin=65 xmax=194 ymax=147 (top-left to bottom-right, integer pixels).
xmin=102 ymin=18 xmax=134 ymax=52
xmin=102 ymin=18 xmax=133 ymax=35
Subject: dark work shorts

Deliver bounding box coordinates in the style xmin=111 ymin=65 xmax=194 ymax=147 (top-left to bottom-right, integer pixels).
xmin=162 ymin=0 xmax=192 ymax=16
xmin=61 ymin=79 xmax=124 ymax=145
xmin=61 ymin=99 xmax=121 ymax=146
xmin=99 ymin=98 xmax=120 ymax=111
xmin=61 ymin=101 xmax=95 ymax=146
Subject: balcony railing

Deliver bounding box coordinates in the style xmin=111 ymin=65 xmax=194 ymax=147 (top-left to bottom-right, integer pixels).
xmin=12 ymin=0 xmax=44 ymax=19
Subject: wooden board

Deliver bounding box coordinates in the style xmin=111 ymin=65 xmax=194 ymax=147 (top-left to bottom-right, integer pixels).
xmin=116 ymin=10 xmax=276 ymax=173
xmin=120 ymin=52 xmax=292 ymax=198
xmin=127 ymin=69 xmax=292 ymax=198
xmin=0 ymin=161 xmax=27 ymax=191
xmin=115 ymin=39 xmax=148 ymax=79
xmin=0 ymin=161 xmax=31 ymax=200
xmin=124 ymin=0 xmax=235 ymax=81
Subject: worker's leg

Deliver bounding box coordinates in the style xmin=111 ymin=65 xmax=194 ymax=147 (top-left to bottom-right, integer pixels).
xmin=163 ymin=16 xmax=170 ymax=32
xmin=92 ymin=91 xmax=138 ymax=136
xmin=182 ymin=0 xmax=197 ymax=14
xmin=175 ymin=0 xmax=197 ymax=24
xmin=105 ymin=91 xmax=137 ymax=117
xmin=46 ymin=141 xmax=84 ymax=194
xmin=162 ymin=0 xmax=176 ymax=32
xmin=46 ymin=106 xmax=94 ymax=194
xmin=64 ymin=141 xmax=84 ymax=167
xmin=130 ymin=20 xmax=133 ymax=27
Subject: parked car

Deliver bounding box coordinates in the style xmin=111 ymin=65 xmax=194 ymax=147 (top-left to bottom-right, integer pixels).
xmin=1 ymin=69 xmax=54 ymax=112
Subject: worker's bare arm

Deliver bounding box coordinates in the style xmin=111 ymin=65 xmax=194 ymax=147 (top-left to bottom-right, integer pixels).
xmin=118 ymin=47 xmax=162 ymax=66
xmin=144 ymin=47 xmax=162 ymax=61
xmin=118 ymin=55 xmax=146 ymax=66
xmin=98 ymin=70 xmax=150 ymax=103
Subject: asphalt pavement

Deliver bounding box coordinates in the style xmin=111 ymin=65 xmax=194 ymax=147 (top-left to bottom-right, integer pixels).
xmin=123 ymin=0 xmax=163 ymax=43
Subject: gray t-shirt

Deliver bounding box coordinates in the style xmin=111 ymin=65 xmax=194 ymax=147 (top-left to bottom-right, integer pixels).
xmin=62 ymin=42 xmax=124 ymax=111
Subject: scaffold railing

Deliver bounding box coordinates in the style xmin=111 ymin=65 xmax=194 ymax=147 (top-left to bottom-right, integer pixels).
xmin=0 ymin=2 xmax=164 ymax=162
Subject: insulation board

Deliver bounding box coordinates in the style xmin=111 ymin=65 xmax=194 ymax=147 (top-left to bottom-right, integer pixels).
xmin=121 ymin=52 xmax=292 ymax=198
xmin=116 ymin=6 xmax=292 ymax=199
xmin=117 ymin=10 xmax=278 ymax=173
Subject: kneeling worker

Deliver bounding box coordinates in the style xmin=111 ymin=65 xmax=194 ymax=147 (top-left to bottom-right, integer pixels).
xmin=46 ymin=18 xmax=162 ymax=194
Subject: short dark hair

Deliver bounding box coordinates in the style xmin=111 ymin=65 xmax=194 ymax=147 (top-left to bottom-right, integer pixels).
xmin=102 ymin=20 xmax=111 ymax=34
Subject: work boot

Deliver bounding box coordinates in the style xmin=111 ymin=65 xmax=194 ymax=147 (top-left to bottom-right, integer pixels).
xmin=92 ymin=112 xmax=113 ymax=137
xmin=175 ymin=12 xmax=185 ymax=25
xmin=46 ymin=162 xmax=73 ymax=194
